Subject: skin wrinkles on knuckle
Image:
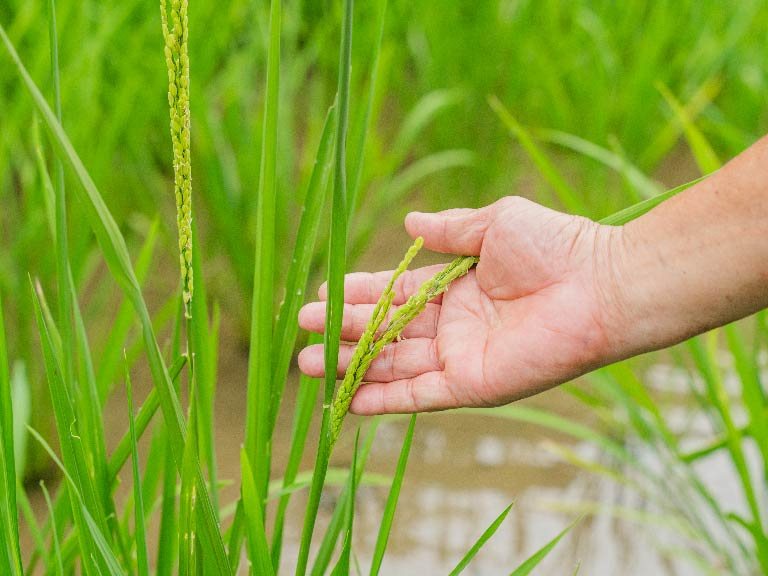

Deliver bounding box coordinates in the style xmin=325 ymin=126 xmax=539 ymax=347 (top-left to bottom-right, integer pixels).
xmin=406 ymin=377 xmax=420 ymax=412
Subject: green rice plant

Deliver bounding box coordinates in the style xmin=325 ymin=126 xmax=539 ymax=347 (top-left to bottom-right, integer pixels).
xmin=0 ymin=2 xmax=650 ymax=574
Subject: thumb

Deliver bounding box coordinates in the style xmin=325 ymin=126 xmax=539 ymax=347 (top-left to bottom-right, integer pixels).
xmin=404 ymin=207 xmax=490 ymax=255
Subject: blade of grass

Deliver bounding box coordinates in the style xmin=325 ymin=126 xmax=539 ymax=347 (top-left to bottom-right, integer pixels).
xmin=31 ymin=280 xmax=109 ymax=573
xmin=271 ymin=335 xmax=322 ymax=569
xmin=28 ymin=427 xmax=123 ymax=575
xmin=656 ymin=82 xmax=720 ymax=175
xmin=331 ymin=431 xmax=360 ymax=576
xmin=241 ymin=449 xmax=275 ymax=576
xmin=0 ymin=294 xmax=21 ymax=575
xmin=191 ymin=225 xmax=219 ymax=510
xmin=125 ymin=360 xmax=149 ymax=576
xmin=539 ymin=129 xmax=661 ymax=200
xmin=311 ymin=419 xmax=380 ymax=576
xmin=369 ymin=414 xmax=416 ymax=576
xmin=179 ymin=381 xmax=199 ymax=576
xmin=270 ymin=104 xmax=336 ymax=436
xmin=598 ymin=175 xmax=707 ymax=226
xmin=96 ymin=219 xmax=160 ymax=401
xmin=509 ymin=518 xmax=579 ymax=576
xmin=347 ymin=0 xmax=387 ymax=218
xmin=245 ymin=0 xmax=281 ymax=504
xmin=296 ymin=0 xmax=354 ymax=573
xmin=448 ymin=503 xmax=513 ymax=576
xmin=39 ymin=481 xmax=64 ymax=576
xmin=107 ymin=355 xmax=187 ymax=481
xmin=0 ymin=25 xmax=231 ymax=572
xmin=488 ymin=95 xmax=586 ymax=214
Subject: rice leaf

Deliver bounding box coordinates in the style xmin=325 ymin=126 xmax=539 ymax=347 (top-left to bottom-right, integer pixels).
xmin=295 ymin=0 xmax=354 ymax=573
xmin=245 ymin=0 xmax=281 ymax=504
xmin=0 ymin=25 xmax=231 ymax=572
xmin=311 ymin=420 xmax=380 ymax=576
xmin=30 ymin=280 xmax=109 ymax=573
xmin=125 ymin=360 xmax=149 ymax=575
xmin=656 ymin=82 xmax=720 ymax=175
xmin=331 ymin=432 xmax=361 ymax=576
xmin=271 ymin=335 xmax=323 ymax=569
xmin=96 ymin=219 xmax=160 ymax=401
xmin=0 ymin=295 xmax=21 ymax=575
xmin=509 ymin=518 xmax=579 ymax=576
xmin=488 ymin=95 xmax=586 ymax=214
xmin=39 ymin=481 xmax=64 ymax=576
xmin=270 ymin=104 xmax=336 ymax=436
xmin=28 ymin=428 xmax=123 ymax=576
xmin=539 ymin=129 xmax=661 ymax=199
xmin=598 ymin=175 xmax=707 ymax=226
xmin=448 ymin=503 xmax=513 ymax=576
xmin=347 ymin=0 xmax=387 ymax=217
xmin=240 ymin=449 xmax=274 ymax=576
xmin=369 ymin=415 xmax=416 ymax=576
xmin=107 ymin=355 xmax=187 ymax=482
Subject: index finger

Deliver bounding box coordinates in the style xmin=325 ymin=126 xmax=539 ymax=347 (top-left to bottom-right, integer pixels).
xmin=317 ymin=264 xmax=448 ymax=305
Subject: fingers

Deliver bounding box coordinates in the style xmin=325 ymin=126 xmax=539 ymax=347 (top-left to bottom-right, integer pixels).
xmin=298 ymin=301 xmax=440 ymax=340
xmin=317 ymin=264 xmax=447 ymax=304
xmin=297 ymin=338 xmax=441 ymax=383
xmin=404 ymin=207 xmax=490 ymax=255
xmin=349 ymin=371 xmax=457 ymax=414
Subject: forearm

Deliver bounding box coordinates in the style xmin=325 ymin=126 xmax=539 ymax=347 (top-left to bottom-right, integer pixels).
xmin=605 ymin=135 xmax=768 ymax=358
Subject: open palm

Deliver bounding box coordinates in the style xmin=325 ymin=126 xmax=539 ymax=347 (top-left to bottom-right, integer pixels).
xmin=298 ymin=197 xmax=616 ymax=414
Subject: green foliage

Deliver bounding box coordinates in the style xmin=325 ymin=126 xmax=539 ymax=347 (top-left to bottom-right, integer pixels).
xmin=1 ymin=0 xmax=766 ymax=574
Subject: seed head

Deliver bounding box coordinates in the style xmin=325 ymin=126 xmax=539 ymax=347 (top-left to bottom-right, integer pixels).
xmin=328 ymin=239 xmax=478 ymax=447
xmin=161 ymin=0 xmax=193 ymax=316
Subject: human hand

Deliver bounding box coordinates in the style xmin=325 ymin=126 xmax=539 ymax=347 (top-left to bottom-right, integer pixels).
xmin=298 ymin=196 xmax=626 ymax=414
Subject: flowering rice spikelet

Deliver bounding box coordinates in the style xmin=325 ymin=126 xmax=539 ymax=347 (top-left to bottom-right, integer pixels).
xmin=329 ymin=240 xmax=478 ymax=447
xmin=161 ymin=0 xmax=193 ymax=316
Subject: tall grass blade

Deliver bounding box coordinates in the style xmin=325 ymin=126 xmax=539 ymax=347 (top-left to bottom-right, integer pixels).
xmin=331 ymin=431 xmax=360 ymax=576
xmin=179 ymin=388 xmax=199 ymax=576
xmin=271 ymin=335 xmax=322 ymax=569
xmin=509 ymin=519 xmax=579 ymax=576
xmin=270 ymin=104 xmax=336 ymax=435
xmin=296 ymin=0 xmax=354 ymax=573
xmin=39 ymin=481 xmax=64 ymax=576
xmin=598 ymin=176 xmax=708 ymax=226
xmin=539 ymin=129 xmax=661 ymax=200
xmin=30 ymin=280 xmax=109 ymax=573
xmin=241 ymin=449 xmax=275 ymax=576
xmin=246 ymin=0 xmax=282 ymax=505
xmin=347 ymin=0 xmax=387 ymax=217
xmin=488 ymin=95 xmax=586 ymax=214
xmin=0 ymin=25 xmax=231 ymax=572
xmin=28 ymin=427 xmax=123 ymax=575
xmin=108 ymin=355 xmax=187 ymax=481
xmin=369 ymin=415 xmax=416 ymax=576
xmin=656 ymin=82 xmax=720 ymax=175
xmin=0 ymin=295 xmax=21 ymax=575
xmin=125 ymin=361 xmax=149 ymax=576
xmin=311 ymin=420 xmax=380 ymax=576
xmin=448 ymin=503 xmax=513 ymax=576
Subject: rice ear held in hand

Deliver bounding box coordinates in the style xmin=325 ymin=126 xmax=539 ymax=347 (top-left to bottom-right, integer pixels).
xmin=329 ymin=237 xmax=478 ymax=447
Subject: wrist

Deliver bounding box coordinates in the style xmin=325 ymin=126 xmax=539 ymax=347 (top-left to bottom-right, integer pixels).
xmin=590 ymin=221 xmax=657 ymax=363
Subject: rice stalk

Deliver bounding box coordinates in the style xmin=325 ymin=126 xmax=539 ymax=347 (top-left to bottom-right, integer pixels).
xmin=161 ymin=0 xmax=193 ymax=316
xmin=329 ymin=239 xmax=478 ymax=447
